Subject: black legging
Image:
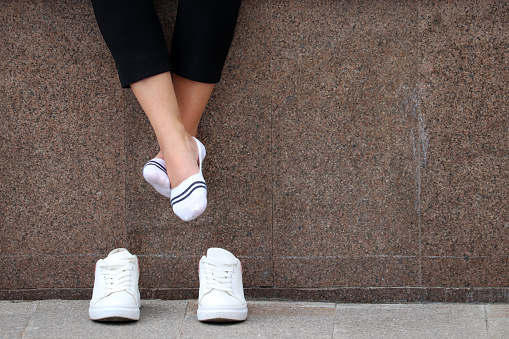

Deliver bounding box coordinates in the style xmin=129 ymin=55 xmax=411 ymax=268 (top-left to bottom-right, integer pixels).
xmin=92 ymin=0 xmax=242 ymax=88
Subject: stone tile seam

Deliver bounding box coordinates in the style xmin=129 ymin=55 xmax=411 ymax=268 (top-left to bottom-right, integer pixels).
xmin=123 ymin=102 xmax=128 ymax=249
xmin=177 ymin=300 xmax=190 ymax=338
xmin=20 ymin=300 xmax=39 ymax=339
xmin=275 ymin=255 xmax=509 ymax=259
xmin=3 ymin=254 xmax=509 ymax=259
xmin=243 ymin=287 xmax=509 ymax=290
xmin=410 ymin=86 xmax=425 ymax=288
xmin=268 ymin=0 xmax=276 ymax=290
xmin=278 ymin=255 xmax=418 ymax=259
xmin=0 ymin=254 xmax=107 ymax=258
xmin=482 ymin=305 xmax=490 ymax=337
xmin=0 ymin=254 xmax=262 ymax=258
xmin=4 ymin=286 xmax=508 ymax=290
xmin=410 ymin=4 xmax=422 ymax=286
xmin=331 ymin=303 xmax=338 ymax=338
xmin=136 ymin=254 xmax=272 ymax=259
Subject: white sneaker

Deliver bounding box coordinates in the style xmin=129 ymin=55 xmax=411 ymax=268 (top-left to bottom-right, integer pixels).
xmin=89 ymin=248 xmax=141 ymax=321
xmin=197 ymin=248 xmax=248 ymax=322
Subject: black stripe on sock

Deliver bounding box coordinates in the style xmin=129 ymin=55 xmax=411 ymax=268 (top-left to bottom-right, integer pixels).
xmin=171 ymin=185 xmax=207 ymax=206
xmin=144 ymin=160 xmax=167 ymax=174
xmin=171 ymin=182 xmax=207 ymax=206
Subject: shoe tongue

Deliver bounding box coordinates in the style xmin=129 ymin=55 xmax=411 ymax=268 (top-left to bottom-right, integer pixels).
xmin=105 ymin=248 xmax=134 ymax=263
xmin=206 ymin=248 xmax=237 ymax=264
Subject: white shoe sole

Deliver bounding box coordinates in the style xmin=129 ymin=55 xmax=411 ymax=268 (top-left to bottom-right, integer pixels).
xmin=197 ymin=305 xmax=248 ymax=322
xmin=89 ymin=305 xmax=140 ymax=321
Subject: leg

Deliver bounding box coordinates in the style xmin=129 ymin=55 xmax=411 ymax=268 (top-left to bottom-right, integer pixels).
xmin=153 ymin=0 xmax=242 ymax=158
xmin=92 ymin=0 xmax=172 ymax=88
xmin=93 ymin=0 xmax=197 ymax=186
xmin=132 ymin=72 xmax=207 ymax=221
xmin=131 ymin=72 xmax=198 ymax=188
xmin=174 ymin=74 xmax=214 ymax=138
xmin=171 ymin=0 xmax=243 ymax=84
xmin=92 ymin=0 xmax=207 ymax=220
xmin=154 ymin=74 xmax=214 ymax=160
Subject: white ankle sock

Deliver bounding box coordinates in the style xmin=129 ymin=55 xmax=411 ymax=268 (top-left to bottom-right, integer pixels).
xmin=170 ymin=138 xmax=207 ymax=221
xmin=143 ymin=158 xmax=171 ymax=198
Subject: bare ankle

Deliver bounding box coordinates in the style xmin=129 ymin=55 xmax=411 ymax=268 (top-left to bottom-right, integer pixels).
xmin=161 ymin=136 xmax=199 ymax=188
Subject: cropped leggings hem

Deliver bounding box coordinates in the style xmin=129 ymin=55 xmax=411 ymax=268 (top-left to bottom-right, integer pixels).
xmin=92 ymin=0 xmax=242 ymax=88
xmin=117 ymin=53 xmax=173 ymax=89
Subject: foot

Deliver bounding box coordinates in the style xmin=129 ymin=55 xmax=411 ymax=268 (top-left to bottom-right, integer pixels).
xmin=89 ymin=248 xmax=141 ymax=321
xmin=143 ymin=158 xmax=171 ymax=197
xmin=170 ymin=137 xmax=207 ymax=221
xmin=197 ymin=248 xmax=248 ymax=322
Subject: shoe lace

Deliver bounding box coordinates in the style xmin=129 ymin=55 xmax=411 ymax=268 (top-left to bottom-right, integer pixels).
xmin=202 ymin=260 xmax=235 ymax=293
xmin=99 ymin=259 xmax=135 ymax=295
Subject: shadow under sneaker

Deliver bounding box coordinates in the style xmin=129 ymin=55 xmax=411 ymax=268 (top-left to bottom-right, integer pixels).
xmin=89 ymin=248 xmax=141 ymax=321
xmin=197 ymin=248 xmax=248 ymax=322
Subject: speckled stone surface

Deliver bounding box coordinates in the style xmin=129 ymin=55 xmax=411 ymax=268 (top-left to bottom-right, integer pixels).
xmin=0 ymin=1 xmax=127 ymax=257
xmin=418 ymin=0 xmax=509 ymax=287
xmin=271 ymin=0 xmax=421 ymax=288
xmin=1 ymin=0 xmax=508 ymax=302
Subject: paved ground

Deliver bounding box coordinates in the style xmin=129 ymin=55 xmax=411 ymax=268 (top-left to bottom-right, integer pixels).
xmin=1 ymin=300 xmax=508 ymax=338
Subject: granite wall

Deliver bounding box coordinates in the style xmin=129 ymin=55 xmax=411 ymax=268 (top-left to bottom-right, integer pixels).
xmin=1 ymin=0 xmax=508 ymax=302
